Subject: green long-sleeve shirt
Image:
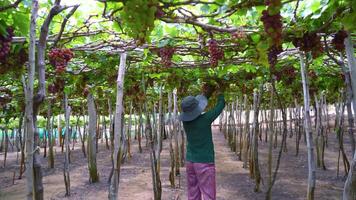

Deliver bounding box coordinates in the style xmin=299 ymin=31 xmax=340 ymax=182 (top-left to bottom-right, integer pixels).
xmin=183 ymin=94 xmax=225 ymax=163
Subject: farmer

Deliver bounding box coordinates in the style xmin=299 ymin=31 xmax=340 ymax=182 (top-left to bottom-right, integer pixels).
xmin=179 ymin=84 xmax=225 ymax=200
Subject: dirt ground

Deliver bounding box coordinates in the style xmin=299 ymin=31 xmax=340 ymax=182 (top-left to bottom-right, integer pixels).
xmin=0 ymin=126 xmax=351 ymax=200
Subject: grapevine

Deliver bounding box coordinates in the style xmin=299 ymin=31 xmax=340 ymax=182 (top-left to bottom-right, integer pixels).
xmin=0 ymin=48 xmax=28 ymax=74
xmin=267 ymin=45 xmax=282 ymax=69
xmin=274 ymin=65 xmax=296 ymax=84
xmin=332 ymin=30 xmax=348 ymax=51
xmin=208 ymin=39 xmax=224 ymax=68
xmin=292 ymin=32 xmax=323 ymax=58
xmin=48 ymin=77 xmax=65 ymax=94
xmin=261 ymin=0 xmax=283 ymax=67
xmin=121 ymin=0 xmax=159 ymax=45
xmin=159 ymin=46 xmax=175 ymax=67
xmin=48 ymin=48 xmax=74 ymax=74
xmin=260 ymin=10 xmax=283 ymax=47
xmin=0 ymin=27 xmax=14 ymax=61
xmin=232 ymin=30 xmax=247 ymax=40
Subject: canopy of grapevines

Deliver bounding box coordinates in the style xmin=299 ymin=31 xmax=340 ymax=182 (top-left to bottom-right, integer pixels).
xmin=0 ymin=0 xmax=355 ymax=119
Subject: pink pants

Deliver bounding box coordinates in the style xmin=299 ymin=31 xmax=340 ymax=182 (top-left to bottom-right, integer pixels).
xmin=186 ymin=161 xmax=216 ymax=200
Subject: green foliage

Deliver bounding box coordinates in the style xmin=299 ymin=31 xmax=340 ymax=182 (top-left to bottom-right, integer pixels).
xmin=119 ymin=0 xmax=159 ymax=45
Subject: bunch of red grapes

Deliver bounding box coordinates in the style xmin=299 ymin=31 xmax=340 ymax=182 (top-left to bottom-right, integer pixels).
xmin=261 ymin=10 xmax=283 ymax=47
xmin=159 ymin=46 xmax=175 ymax=67
xmin=48 ymin=78 xmax=65 ymax=94
xmin=48 ymin=48 xmax=74 ymax=74
xmin=232 ymin=31 xmax=246 ymax=40
xmin=275 ymin=65 xmax=296 ymax=84
xmin=268 ymin=45 xmax=282 ymax=68
xmin=292 ymin=32 xmax=323 ymax=58
xmin=332 ymin=30 xmax=348 ymax=51
xmin=208 ymin=39 xmax=224 ymax=67
xmin=0 ymin=27 xmax=14 ymax=61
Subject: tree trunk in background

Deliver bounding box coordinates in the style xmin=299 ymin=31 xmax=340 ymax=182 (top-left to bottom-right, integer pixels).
xmin=3 ymin=127 xmax=9 ymax=168
xmin=173 ymin=89 xmax=180 ymax=178
xmin=47 ymin=100 xmax=54 ymax=168
xmin=340 ymin=43 xmax=356 ymax=155
xmin=149 ymin=86 xmax=163 ymax=200
xmin=63 ymin=94 xmax=71 ymax=196
xmin=18 ymin=113 xmax=25 ymax=179
xmin=108 ymin=53 xmax=126 ymax=200
xmin=251 ymin=87 xmax=262 ymax=192
xmin=104 ymin=112 xmax=109 ymax=150
xmin=343 ymin=149 xmax=356 ymax=200
xmin=87 ymin=93 xmax=99 ymax=183
xmin=96 ymin=114 xmax=100 ymax=153
xmin=168 ymin=91 xmax=175 ymax=187
xmin=138 ymin=106 xmax=143 ymax=153
xmin=76 ymin=116 xmax=84 ymax=157
xmin=25 ymin=1 xmax=38 ymax=199
xmin=80 ymin=115 xmax=87 ymax=158
xmin=266 ymin=86 xmax=275 ymax=200
xmin=127 ymin=101 xmax=133 ymax=159
xmin=58 ymin=114 xmax=62 ymax=150
xmin=295 ymin=99 xmax=302 ymax=156
xmin=242 ymin=95 xmax=250 ymax=169
xmin=238 ymin=98 xmax=243 ymax=160
xmin=299 ymin=52 xmax=316 ymax=200
xmin=344 ymin=33 xmax=356 ymax=131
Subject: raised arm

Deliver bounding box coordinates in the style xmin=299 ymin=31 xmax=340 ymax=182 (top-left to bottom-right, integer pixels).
xmin=205 ymin=94 xmax=225 ymax=123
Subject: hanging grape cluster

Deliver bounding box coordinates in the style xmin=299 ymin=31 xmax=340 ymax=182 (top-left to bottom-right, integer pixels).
xmin=261 ymin=10 xmax=282 ymax=47
xmin=48 ymin=78 xmax=65 ymax=94
xmin=332 ymin=30 xmax=348 ymax=51
xmin=267 ymin=45 xmax=282 ymax=68
xmin=48 ymin=48 xmax=74 ymax=74
xmin=208 ymin=39 xmax=224 ymax=67
xmin=274 ymin=65 xmax=296 ymax=84
xmin=292 ymin=32 xmax=323 ymax=58
xmin=232 ymin=30 xmax=247 ymax=40
xmin=261 ymin=0 xmax=283 ymax=68
xmin=0 ymin=27 xmax=14 ymax=60
xmin=0 ymin=48 xmax=28 ymax=74
xmin=121 ymin=0 xmax=159 ymax=45
xmin=159 ymin=46 xmax=176 ymax=67
xmin=0 ymin=87 xmax=13 ymax=108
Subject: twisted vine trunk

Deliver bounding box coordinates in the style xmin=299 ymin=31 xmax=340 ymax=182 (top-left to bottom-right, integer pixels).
xmin=343 ymin=31 xmax=356 ymax=200
xmin=173 ymin=89 xmax=180 ymax=180
xmin=251 ymin=88 xmax=262 ymax=192
xmin=108 ymin=53 xmax=126 ymax=200
xmin=47 ymin=100 xmax=54 ymax=168
xmin=63 ymin=94 xmax=71 ymax=196
xmin=299 ymin=52 xmax=316 ymax=200
xmin=266 ymin=87 xmax=274 ymax=200
xmin=87 ymin=93 xmax=99 ymax=183
xmin=242 ymin=95 xmax=250 ymax=169
xmin=167 ymin=91 xmax=175 ymax=187
xmin=25 ymin=1 xmax=38 ymax=199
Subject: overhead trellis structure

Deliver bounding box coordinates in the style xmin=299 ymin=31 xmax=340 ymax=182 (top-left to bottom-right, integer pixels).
xmin=0 ymin=0 xmax=356 ymax=200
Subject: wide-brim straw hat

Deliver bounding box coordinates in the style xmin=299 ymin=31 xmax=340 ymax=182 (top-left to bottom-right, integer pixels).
xmin=179 ymin=94 xmax=208 ymax=122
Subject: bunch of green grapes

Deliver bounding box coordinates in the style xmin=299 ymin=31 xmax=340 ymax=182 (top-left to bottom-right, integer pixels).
xmin=121 ymin=0 xmax=159 ymax=45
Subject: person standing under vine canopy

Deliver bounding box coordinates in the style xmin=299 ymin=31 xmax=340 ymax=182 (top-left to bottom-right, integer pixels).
xmin=179 ymin=84 xmax=225 ymax=200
